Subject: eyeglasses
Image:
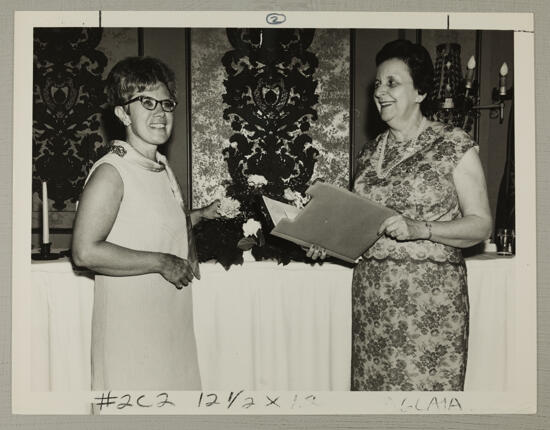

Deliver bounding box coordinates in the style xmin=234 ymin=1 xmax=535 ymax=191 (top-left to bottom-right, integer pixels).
xmin=122 ymin=95 xmax=177 ymax=112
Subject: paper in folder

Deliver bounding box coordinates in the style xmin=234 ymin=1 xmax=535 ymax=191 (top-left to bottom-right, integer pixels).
xmin=262 ymin=182 xmax=395 ymax=264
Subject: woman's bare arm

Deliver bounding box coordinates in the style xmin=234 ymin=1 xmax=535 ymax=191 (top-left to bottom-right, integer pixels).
xmin=71 ymin=163 xmax=195 ymax=287
xmin=379 ymin=147 xmax=493 ymax=247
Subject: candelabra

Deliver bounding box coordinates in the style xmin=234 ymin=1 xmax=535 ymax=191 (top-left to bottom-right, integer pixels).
xmin=430 ymin=43 xmax=512 ymax=132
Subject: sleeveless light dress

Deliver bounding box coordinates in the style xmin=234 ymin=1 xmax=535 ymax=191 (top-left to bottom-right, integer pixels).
xmin=87 ymin=140 xmax=201 ymax=390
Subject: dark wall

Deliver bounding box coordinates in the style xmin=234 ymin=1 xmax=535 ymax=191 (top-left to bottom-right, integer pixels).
xmin=477 ymin=31 xmax=514 ymax=225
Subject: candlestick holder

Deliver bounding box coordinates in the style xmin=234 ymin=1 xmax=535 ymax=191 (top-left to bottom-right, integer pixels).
xmin=430 ymin=43 xmax=513 ymax=130
xmin=31 ymin=242 xmax=61 ymax=260
xmin=471 ymin=86 xmax=513 ymax=123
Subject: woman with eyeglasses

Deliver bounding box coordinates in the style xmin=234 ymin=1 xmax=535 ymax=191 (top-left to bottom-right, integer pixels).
xmin=72 ymin=56 xmax=219 ymax=390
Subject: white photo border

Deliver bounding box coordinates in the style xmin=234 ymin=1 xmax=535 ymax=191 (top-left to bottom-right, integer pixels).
xmin=12 ymin=10 xmax=536 ymax=415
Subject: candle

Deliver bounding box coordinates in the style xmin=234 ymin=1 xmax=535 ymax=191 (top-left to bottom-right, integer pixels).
xmin=42 ymin=181 xmax=49 ymax=244
xmin=465 ymin=56 xmax=476 ymax=89
xmin=499 ymin=62 xmax=509 ymax=96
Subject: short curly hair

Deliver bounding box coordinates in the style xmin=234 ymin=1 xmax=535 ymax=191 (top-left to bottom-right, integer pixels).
xmin=105 ymin=56 xmax=177 ymax=107
xmin=376 ymin=39 xmax=434 ymax=115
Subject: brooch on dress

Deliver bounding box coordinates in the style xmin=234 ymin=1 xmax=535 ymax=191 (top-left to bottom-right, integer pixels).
xmin=109 ymin=144 xmax=127 ymax=158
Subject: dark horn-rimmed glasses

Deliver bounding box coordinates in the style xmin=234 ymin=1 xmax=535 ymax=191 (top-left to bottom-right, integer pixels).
xmin=122 ymin=95 xmax=177 ymax=113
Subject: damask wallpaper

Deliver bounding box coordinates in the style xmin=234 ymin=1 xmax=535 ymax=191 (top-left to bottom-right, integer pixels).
xmin=308 ymin=29 xmax=350 ymax=188
xmin=190 ymin=28 xmax=350 ymax=209
xmin=31 ymin=28 xmax=137 ymax=229
xmin=190 ymin=29 xmax=232 ymax=209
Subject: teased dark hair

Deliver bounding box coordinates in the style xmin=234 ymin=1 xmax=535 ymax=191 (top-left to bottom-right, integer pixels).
xmin=106 ymin=56 xmax=176 ymax=106
xmin=376 ymin=39 xmax=434 ymax=115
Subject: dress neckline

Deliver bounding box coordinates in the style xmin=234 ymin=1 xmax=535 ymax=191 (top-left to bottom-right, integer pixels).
xmin=109 ymin=140 xmax=168 ymax=172
xmin=374 ymin=120 xmax=431 ymax=179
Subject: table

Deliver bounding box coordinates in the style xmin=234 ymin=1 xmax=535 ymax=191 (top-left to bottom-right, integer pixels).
xmin=193 ymin=260 xmax=352 ymax=391
xmin=463 ymin=253 xmax=518 ymax=391
xmin=31 ymin=259 xmax=94 ymax=391
xmin=30 ymin=253 xmax=517 ymax=393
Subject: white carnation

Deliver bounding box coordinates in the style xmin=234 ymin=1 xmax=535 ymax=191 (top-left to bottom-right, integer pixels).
xmin=218 ymin=197 xmax=241 ymax=218
xmin=242 ymin=218 xmax=262 ymax=237
xmin=247 ymin=174 xmax=268 ymax=187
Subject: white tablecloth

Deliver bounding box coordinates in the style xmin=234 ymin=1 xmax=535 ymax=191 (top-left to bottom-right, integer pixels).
xmin=30 ymin=253 xmax=516 ymax=392
xmin=463 ymin=253 xmax=517 ymax=391
xmin=31 ymin=259 xmax=94 ymax=391
xmin=193 ymin=261 xmax=352 ymax=391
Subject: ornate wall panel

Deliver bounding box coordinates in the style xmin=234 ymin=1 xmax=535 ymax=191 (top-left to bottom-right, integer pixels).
xmin=31 ymin=28 xmax=137 ymax=229
xmin=190 ymin=28 xmax=350 ymax=266
xmin=191 ymin=28 xmax=350 ymax=209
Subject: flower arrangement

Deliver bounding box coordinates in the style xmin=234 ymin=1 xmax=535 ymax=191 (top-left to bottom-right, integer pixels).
xmin=192 ymin=28 xmax=343 ymax=269
xmin=194 ymin=172 xmax=317 ymax=270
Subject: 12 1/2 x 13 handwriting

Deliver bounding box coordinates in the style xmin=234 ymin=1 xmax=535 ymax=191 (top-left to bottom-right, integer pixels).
xmin=198 ymin=391 xmax=320 ymax=410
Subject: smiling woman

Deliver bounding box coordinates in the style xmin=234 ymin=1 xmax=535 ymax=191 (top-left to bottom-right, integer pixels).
xmin=71 ymin=56 xmax=220 ymax=390
xmin=308 ymin=39 xmax=492 ymax=391
xmin=374 ymin=59 xmax=427 ymax=126
xmin=118 ymin=90 xmax=175 ymax=151
xmin=349 ymin=40 xmax=492 ymax=391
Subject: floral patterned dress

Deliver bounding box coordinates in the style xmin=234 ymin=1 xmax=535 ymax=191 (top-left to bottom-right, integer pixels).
xmin=351 ymin=122 xmax=475 ymax=391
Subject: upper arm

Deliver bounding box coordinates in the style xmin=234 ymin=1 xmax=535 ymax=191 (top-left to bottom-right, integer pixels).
xmin=452 ymin=147 xmax=491 ymax=221
xmin=72 ymin=163 xmax=123 ymax=251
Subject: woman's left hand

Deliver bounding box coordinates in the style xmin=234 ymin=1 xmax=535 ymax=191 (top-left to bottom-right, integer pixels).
xmin=378 ymin=214 xmax=427 ymax=241
xmin=201 ymin=200 xmax=221 ymax=220
xmin=305 ymin=244 xmax=327 ymax=260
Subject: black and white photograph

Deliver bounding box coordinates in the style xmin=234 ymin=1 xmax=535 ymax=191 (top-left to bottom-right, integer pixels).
xmin=11 ymin=10 xmax=536 ymax=415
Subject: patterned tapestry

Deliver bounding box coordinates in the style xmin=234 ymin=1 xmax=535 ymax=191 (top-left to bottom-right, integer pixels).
xmin=33 ymin=28 xmax=108 ymax=225
xmin=191 ymin=28 xmax=350 ymax=267
xmin=32 ymin=28 xmax=138 ymax=229
xmin=191 ymin=28 xmax=349 ymax=208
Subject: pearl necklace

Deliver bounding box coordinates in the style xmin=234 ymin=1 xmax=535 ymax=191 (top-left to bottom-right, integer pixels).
xmin=375 ymin=116 xmax=427 ymax=179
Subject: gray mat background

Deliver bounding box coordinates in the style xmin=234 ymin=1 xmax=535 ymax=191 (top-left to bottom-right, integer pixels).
xmin=1 ymin=0 xmax=548 ymax=428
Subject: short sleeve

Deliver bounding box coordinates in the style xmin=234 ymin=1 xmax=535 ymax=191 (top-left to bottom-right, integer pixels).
xmin=433 ymin=125 xmax=478 ymax=172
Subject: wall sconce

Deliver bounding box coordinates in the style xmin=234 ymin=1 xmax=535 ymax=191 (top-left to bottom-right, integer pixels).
xmin=471 ymin=62 xmax=513 ymax=123
xmin=431 ymin=43 xmax=513 ymax=131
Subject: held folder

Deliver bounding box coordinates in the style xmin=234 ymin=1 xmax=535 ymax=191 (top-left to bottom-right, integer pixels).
xmin=262 ymin=182 xmax=395 ymax=264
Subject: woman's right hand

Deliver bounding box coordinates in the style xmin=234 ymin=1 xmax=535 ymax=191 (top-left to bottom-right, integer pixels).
xmin=159 ymin=254 xmax=196 ymax=289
